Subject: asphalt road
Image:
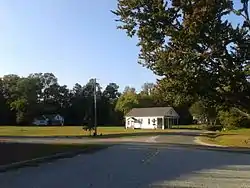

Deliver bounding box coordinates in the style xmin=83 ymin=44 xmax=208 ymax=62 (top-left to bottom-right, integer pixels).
xmin=1 ymin=141 xmax=250 ymax=188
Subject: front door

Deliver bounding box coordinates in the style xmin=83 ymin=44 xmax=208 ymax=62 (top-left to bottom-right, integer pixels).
xmin=130 ymin=121 xmax=134 ymax=129
xmin=157 ymin=118 xmax=163 ymax=129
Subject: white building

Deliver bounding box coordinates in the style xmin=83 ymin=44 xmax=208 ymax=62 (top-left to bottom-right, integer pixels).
xmin=125 ymin=107 xmax=179 ymax=129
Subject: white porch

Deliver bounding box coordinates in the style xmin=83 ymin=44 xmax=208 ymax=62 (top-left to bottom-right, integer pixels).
xmin=157 ymin=116 xmax=179 ymax=129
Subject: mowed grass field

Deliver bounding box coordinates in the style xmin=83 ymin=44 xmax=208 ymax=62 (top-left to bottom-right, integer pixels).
xmin=0 ymin=126 xmax=192 ymax=137
xmin=200 ymin=128 xmax=250 ymax=148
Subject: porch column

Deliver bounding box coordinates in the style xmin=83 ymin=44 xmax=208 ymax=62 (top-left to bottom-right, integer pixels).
xmin=162 ymin=117 xmax=165 ymax=130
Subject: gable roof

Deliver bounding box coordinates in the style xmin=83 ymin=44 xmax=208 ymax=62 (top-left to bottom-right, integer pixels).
xmin=126 ymin=107 xmax=179 ymax=117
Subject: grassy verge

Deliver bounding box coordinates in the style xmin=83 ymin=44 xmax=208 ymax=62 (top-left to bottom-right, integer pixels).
xmin=0 ymin=125 xmax=200 ymax=138
xmin=172 ymin=124 xmax=203 ymax=130
xmin=0 ymin=142 xmax=107 ymax=166
xmin=199 ymin=128 xmax=250 ymax=148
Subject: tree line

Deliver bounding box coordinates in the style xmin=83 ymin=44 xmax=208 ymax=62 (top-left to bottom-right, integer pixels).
xmin=2 ymin=72 xmax=244 ymax=129
xmin=0 ymin=73 xmax=193 ymax=126
xmin=0 ymin=73 xmax=121 ymax=125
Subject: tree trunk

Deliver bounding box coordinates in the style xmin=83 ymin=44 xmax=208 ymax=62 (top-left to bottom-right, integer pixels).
xmin=213 ymin=118 xmax=217 ymax=126
xmin=233 ymin=108 xmax=250 ymax=119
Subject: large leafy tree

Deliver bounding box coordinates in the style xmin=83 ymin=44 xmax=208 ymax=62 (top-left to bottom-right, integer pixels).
xmin=189 ymin=100 xmax=218 ymax=125
xmin=1 ymin=74 xmax=20 ymax=105
xmin=141 ymin=82 xmax=155 ymax=96
xmin=115 ymin=87 xmax=139 ymax=115
xmin=101 ymin=83 xmax=122 ymax=124
xmin=113 ymin=0 xmax=250 ymax=113
xmin=82 ymin=79 xmax=102 ymax=120
xmin=9 ymin=77 xmax=42 ymax=124
xmin=0 ymin=78 xmax=11 ymax=124
xmin=103 ymin=83 xmax=120 ymax=102
xmin=138 ymin=83 xmax=157 ymax=107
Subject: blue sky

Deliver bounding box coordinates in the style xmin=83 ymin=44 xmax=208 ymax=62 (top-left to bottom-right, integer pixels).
xmin=0 ymin=0 xmax=244 ymax=92
xmin=0 ymin=0 xmax=156 ymax=92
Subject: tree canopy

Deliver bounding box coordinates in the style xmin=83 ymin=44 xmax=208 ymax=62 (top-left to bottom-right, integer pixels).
xmin=113 ymin=0 xmax=250 ymax=114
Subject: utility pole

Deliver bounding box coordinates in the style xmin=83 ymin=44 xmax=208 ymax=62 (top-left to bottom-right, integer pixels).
xmin=93 ymin=78 xmax=97 ymax=136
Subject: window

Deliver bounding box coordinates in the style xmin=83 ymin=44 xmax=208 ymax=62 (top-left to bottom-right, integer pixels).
xmin=148 ymin=118 xmax=150 ymax=125
xmin=140 ymin=119 xmax=143 ymax=123
xmin=152 ymin=119 xmax=156 ymax=125
xmin=127 ymin=121 xmax=130 ymax=125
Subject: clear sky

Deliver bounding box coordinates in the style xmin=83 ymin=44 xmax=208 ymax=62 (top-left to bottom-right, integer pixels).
xmin=0 ymin=0 xmax=157 ymax=92
xmin=0 ymin=0 xmax=244 ymax=92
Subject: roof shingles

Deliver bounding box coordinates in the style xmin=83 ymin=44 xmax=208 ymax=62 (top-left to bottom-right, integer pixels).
xmin=126 ymin=107 xmax=179 ymax=117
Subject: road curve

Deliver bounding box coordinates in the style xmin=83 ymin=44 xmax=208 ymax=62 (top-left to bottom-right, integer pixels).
xmin=0 ymin=143 xmax=250 ymax=188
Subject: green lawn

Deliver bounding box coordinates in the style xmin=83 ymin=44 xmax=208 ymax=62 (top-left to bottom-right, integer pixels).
xmin=0 ymin=126 xmax=193 ymax=137
xmin=172 ymin=124 xmax=202 ymax=130
xmin=200 ymin=128 xmax=250 ymax=148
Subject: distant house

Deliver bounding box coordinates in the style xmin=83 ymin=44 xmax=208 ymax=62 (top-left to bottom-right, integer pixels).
xmin=125 ymin=107 xmax=179 ymax=129
xmin=32 ymin=118 xmax=48 ymax=126
xmin=33 ymin=114 xmax=64 ymax=126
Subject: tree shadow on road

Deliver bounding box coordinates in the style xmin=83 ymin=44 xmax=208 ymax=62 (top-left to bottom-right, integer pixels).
xmin=0 ymin=140 xmax=250 ymax=187
xmin=124 ymin=142 xmax=250 ymax=154
xmin=119 ymin=142 xmax=250 ymax=187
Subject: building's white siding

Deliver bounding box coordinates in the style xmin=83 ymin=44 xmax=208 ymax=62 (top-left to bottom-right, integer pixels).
xmin=125 ymin=116 xmax=163 ymax=129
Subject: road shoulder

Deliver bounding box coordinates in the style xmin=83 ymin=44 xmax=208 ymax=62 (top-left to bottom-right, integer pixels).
xmin=194 ymin=136 xmax=226 ymax=147
xmin=194 ymin=135 xmax=250 ymax=154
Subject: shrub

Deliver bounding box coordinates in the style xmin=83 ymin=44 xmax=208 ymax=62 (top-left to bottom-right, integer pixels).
xmin=239 ymin=117 xmax=250 ymax=128
xmin=218 ymin=109 xmax=242 ymax=130
xmin=205 ymin=125 xmax=223 ymax=131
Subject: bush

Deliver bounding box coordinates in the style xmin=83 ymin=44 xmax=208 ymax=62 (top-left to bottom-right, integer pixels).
xmin=239 ymin=117 xmax=250 ymax=128
xmin=218 ymin=109 xmax=242 ymax=130
xmin=205 ymin=125 xmax=223 ymax=131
